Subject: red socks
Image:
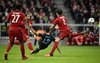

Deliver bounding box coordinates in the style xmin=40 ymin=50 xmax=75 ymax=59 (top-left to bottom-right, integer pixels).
xmin=50 ymin=41 xmax=58 ymax=55
xmin=6 ymin=43 xmax=13 ymax=52
xmin=28 ymin=43 xmax=33 ymax=51
xmin=20 ymin=44 xmax=25 ymax=57
xmin=14 ymin=41 xmax=20 ymax=45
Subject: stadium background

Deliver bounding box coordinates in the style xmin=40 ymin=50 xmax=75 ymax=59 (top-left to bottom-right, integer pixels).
xmin=0 ymin=0 xmax=99 ymax=45
xmin=0 ymin=0 xmax=100 ymax=63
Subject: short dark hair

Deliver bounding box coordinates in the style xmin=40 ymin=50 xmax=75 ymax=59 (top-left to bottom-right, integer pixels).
xmin=45 ymin=27 xmax=50 ymax=33
xmin=15 ymin=1 xmax=22 ymax=10
xmin=56 ymin=9 xmax=62 ymax=15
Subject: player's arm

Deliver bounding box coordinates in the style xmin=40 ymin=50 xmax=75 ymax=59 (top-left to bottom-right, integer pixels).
xmin=57 ymin=45 xmax=64 ymax=54
xmin=30 ymin=28 xmax=44 ymax=38
xmin=5 ymin=17 xmax=10 ymax=30
xmin=5 ymin=20 xmax=8 ymax=28
xmin=49 ymin=18 xmax=58 ymax=32
xmin=49 ymin=24 xmax=56 ymax=33
xmin=29 ymin=26 xmax=39 ymax=36
xmin=5 ymin=12 xmax=11 ymax=29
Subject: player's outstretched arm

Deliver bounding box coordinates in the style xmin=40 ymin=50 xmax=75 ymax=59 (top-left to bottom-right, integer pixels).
xmin=29 ymin=26 xmax=39 ymax=36
xmin=57 ymin=45 xmax=64 ymax=54
xmin=50 ymin=24 xmax=56 ymax=33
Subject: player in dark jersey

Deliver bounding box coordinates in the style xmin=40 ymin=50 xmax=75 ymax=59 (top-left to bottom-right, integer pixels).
xmin=4 ymin=2 xmax=29 ymax=60
xmin=31 ymin=28 xmax=64 ymax=54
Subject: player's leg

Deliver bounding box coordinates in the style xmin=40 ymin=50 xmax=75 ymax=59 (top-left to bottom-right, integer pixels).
xmin=89 ymin=38 xmax=93 ymax=46
xmin=84 ymin=38 xmax=88 ymax=46
xmin=18 ymin=40 xmax=29 ymax=60
xmin=32 ymin=45 xmax=47 ymax=54
xmin=46 ymin=31 xmax=70 ymax=56
xmin=75 ymin=37 xmax=80 ymax=45
xmin=70 ymin=33 xmax=81 ymax=37
xmin=17 ymin=31 xmax=29 ymax=60
xmin=5 ymin=31 xmax=14 ymax=60
xmin=80 ymin=38 xmax=83 ymax=45
xmin=66 ymin=38 xmax=70 ymax=46
xmin=32 ymin=42 xmax=47 ymax=54
xmin=96 ymin=39 xmax=99 ymax=46
xmin=49 ymin=37 xmax=60 ymax=56
xmin=32 ymin=48 xmax=40 ymax=54
xmin=71 ymin=38 xmax=75 ymax=45
xmin=69 ymin=31 xmax=86 ymax=37
xmin=26 ymin=38 xmax=34 ymax=54
xmin=14 ymin=34 xmax=27 ymax=45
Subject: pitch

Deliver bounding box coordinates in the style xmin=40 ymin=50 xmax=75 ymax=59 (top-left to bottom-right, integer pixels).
xmin=0 ymin=46 xmax=100 ymax=63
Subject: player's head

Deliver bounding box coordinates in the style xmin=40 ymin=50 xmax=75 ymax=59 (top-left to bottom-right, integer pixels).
xmin=15 ymin=1 xmax=22 ymax=10
xmin=45 ymin=27 xmax=50 ymax=33
xmin=56 ymin=9 xmax=62 ymax=16
xmin=86 ymin=27 xmax=90 ymax=32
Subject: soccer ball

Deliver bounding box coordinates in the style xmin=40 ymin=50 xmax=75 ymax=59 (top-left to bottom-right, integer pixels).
xmin=88 ymin=18 xmax=95 ymax=24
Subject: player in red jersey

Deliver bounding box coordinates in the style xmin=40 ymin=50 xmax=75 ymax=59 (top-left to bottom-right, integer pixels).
xmin=45 ymin=9 xmax=87 ymax=56
xmin=14 ymin=14 xmax=34 ymax=54
xmin=45 ymin=9 xmax=80 ymax=56
xmin=92 ymin=29 xmax=99 ymax=46
xmin=84 ymin=27 xmax=93 ymax=46
xmin=4 ymin=3 xmax=29 ymax=60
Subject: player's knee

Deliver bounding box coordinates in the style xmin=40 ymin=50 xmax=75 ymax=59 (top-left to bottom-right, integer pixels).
xmin=26 ymin=39 xmax=31 ymax=43
xmin=55 ymin=38 xmax=60 ymax=42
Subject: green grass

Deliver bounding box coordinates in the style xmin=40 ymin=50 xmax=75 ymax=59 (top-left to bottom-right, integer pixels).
xmin=0 ymin=45 xmax=100 ymax=63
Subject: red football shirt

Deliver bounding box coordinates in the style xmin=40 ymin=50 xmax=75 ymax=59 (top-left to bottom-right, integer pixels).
xmin=54 ymin=16 xmax=70 ymax=31
xmin=7 ymin=11 xmax=26 ymax=30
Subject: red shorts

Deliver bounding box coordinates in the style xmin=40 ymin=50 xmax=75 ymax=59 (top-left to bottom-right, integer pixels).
xmin=58 ymin=30 xmax=71 ymax=40
xmin=9 ymin=30 xmax=23 ymax=42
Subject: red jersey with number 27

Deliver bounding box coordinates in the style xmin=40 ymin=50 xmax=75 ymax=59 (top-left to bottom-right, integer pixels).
xmin=7 ymin=11 xmax=26 ymax=30
xmin=54 ymin=16 xmax=70 ymax=31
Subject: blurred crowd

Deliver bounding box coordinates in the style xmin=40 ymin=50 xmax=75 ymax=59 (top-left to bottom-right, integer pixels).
xmin=64 ymin=0 xmax=100 ymax=24
xmin=0 ymin=0 xmax=58 ymax=24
